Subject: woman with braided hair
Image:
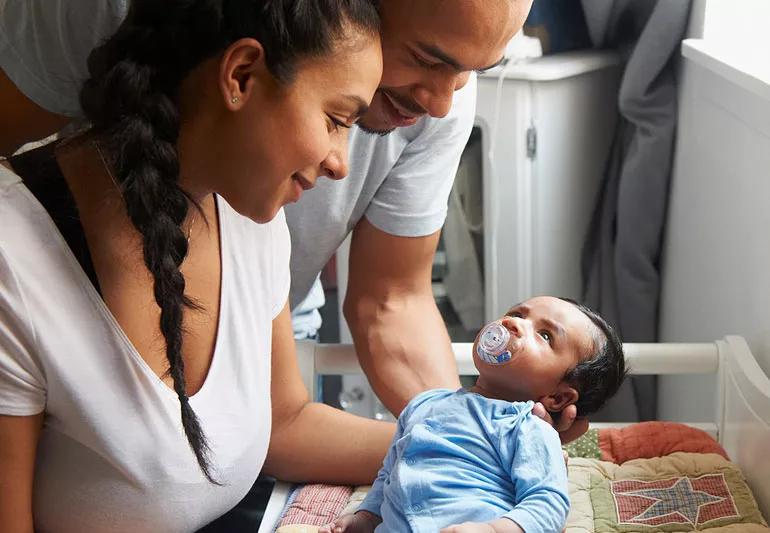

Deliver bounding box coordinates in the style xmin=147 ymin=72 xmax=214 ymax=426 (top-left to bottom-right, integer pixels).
xmin=0 ymin=1 xmax=387 ymax=531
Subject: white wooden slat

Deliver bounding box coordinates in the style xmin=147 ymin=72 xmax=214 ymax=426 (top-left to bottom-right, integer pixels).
xmin=311 ymin=342 xmax=720 ymax=377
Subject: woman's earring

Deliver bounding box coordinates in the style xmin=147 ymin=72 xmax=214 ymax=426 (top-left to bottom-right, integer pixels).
xmin=231 ymin=95 xmax=240 ymax=104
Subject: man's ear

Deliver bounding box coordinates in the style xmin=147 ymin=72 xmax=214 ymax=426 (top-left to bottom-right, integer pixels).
xmin=537 ymin=382 xmax=578 ymax=413
xmin=219 ymin=37 xmax=270 ymax=110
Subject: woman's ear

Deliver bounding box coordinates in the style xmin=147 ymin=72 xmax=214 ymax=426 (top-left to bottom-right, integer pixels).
xmin=219 ymin=38 xmax=269 ymax=110
xmin=537 ymin=382 xmax=578 ymax=413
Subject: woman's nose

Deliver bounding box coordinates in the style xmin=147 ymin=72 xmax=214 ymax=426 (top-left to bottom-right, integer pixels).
xmin=321 ymin=134 xmax=350 ymax=181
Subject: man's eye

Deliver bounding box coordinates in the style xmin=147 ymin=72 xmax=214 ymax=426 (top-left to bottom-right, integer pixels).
xmin=539 ymin=330 xmax=553 ymax=344
xmin=412 ymin=53 xmax=435 ymax=69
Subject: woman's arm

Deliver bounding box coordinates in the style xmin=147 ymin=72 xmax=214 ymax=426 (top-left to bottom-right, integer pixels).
xmin=262 ymin=302 xmax=395 ymax=485
xmin=0 ymin=413 xmax=43 ymax=533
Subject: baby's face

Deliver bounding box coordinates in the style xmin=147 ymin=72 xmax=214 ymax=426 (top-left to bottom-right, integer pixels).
xmin=472 ymin=296 xmax=597 ymax=402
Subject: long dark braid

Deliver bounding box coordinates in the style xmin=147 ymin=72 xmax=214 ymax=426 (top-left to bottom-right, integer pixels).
xmin=79 ymin=0 xmax=379 ymax=482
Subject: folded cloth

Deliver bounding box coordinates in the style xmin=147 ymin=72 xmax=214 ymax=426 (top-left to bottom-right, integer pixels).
xmin=277 ymin=484 xmax=353 ymax=528
xmin=599 ymin=421 xmax=729 ymax=463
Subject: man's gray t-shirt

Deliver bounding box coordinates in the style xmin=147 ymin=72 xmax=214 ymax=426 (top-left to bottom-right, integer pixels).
xmin=0 ymin=0 xmax=477 ymax=311
xmin=286 ymin=82 xmax=476 ymax=308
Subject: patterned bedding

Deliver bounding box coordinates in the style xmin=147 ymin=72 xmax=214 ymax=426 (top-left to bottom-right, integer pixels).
xmin=563 ymin=422 xmax=729 ymax=464
xmin=567 ymin=453 xmax=768 ymax=532
xmin=272 ymin=423 xmax=768 ymax=532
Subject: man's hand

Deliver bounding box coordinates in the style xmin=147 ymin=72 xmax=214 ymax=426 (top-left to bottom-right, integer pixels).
xmin=532 ymin=402 xmax=589 ymax=444
xmin=441 ymin=519 xmax=524 ymax=533
xmin=319 ymin=511 xmax=381 ymax=533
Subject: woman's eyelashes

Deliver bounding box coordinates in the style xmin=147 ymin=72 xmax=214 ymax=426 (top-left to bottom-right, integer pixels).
xmin=327 ymin=115 xmax=351 ymax=132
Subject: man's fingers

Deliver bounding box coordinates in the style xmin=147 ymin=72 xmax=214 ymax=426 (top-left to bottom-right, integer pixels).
xmin=532 ymin=402 xmax=554 ymax=426
xmin=559 ymin=416 xmax=590 ymax=444
xmin=533 ymin=402 xmax=590 ymax=444
xmin=555 ymin=405 xmax=577 ymax=432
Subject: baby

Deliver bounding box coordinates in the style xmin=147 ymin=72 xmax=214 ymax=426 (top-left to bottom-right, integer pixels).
xmin=321 ymin=296 xmax=626 ymax=533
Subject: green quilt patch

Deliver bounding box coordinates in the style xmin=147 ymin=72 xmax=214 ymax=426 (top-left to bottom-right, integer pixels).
xmin=564 ymin=428 xmax=601 ymax=460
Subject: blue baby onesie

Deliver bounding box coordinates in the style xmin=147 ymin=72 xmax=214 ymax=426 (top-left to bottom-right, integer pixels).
xmin=358 ymin=389 xmax=569 ymax=533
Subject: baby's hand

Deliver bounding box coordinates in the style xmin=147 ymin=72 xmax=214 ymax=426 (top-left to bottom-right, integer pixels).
xmin=319 ymin=511 xmax=380 ymax=533
xmin=441 ymin=519 xmax=524 ymax=533
xmin=440 ymin=522 xmax=496 ymax=533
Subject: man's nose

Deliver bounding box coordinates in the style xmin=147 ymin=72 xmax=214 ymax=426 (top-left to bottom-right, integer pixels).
xmin=411 ymin=71 xmax=469 ymax=119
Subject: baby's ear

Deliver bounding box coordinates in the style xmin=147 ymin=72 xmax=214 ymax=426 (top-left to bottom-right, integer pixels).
xmin=537 ymin=382 xmax=578 ymax=413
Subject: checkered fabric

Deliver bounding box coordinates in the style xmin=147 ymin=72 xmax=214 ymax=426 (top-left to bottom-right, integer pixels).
xmin=278 ymin=484 xmax=353 ymax=527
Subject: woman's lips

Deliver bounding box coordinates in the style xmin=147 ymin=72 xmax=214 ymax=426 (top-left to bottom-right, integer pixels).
xmin=293 ymin=173 xmax=314 ymax=191
xmin=290 ymin=173 xmax=314 ymax=202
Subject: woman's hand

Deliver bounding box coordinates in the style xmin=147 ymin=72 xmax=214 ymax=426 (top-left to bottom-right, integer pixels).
xmin=319 ymin=511 xmax=381 ymax=533
xmin=532 ymin=402 xmax=589 ymax=444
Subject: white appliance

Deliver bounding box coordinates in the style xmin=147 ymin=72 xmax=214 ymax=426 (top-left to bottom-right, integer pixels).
xmin=474 ymin=50 xmax=621 ymax=320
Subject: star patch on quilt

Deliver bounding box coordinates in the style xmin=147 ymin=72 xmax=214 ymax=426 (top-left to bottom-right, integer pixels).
xmin=611 ymin=474 xmax=740 ymax=527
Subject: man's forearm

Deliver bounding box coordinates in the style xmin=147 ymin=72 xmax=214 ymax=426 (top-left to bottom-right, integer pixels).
xmin=345 ymin=291 xmax=460 ymax=415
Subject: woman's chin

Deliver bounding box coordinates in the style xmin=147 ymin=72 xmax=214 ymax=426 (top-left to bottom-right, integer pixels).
xmin=252 ymin=205 xmax=282 ymax=224
xmin=225 ymin=196 xmax=282 ymax=224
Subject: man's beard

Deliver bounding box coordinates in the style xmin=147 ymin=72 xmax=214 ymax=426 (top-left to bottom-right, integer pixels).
xmin=355 ymin=89 xmax=424 ymax=137
xmin=356 ymin=121 xmax=395 ymax=137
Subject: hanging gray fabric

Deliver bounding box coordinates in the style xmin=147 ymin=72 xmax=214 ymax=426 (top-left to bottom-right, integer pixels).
xmin=580 ymin=0 xmax=692 ymax=421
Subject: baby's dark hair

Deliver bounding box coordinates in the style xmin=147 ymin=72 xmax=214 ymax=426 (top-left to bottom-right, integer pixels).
xmin=559 ymin=298 xmax=627 ymax=417
xmin=79 ymin=0 xmax=380 ymax=483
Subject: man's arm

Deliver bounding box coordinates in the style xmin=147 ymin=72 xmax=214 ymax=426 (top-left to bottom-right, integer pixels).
xmin=344 ymin=218 xmax=460 ymax=416
xmin=262 ymin=301 xmax=394 ymax=485
xmin=0 ymin=69 xmax=70 ymax=157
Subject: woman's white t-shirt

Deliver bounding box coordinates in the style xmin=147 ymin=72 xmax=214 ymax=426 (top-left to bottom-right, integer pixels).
xmin=0 ymin=164 xmax=290 ymax=532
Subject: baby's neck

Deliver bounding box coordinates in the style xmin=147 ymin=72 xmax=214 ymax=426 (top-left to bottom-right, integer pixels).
xmin=467 ymin=382 xmax=526 ymax=403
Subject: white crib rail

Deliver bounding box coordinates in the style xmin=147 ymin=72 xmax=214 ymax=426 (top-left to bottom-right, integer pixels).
xmin=296 ymin=341 xmax=721 ymax=401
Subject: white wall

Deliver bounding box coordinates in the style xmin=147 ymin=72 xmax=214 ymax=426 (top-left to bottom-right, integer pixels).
xmin=657 ymin=1 xmax=770 ymax=421
xmin=698 ymin=0 xmax=770 ymax=49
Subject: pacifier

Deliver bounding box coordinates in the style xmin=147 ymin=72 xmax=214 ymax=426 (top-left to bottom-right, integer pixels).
xmin=476 ymin=321 xmax=515 ymax=365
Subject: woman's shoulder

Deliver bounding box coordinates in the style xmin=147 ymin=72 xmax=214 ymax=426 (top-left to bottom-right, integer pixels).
xmin=0 ymin=163 xmax=51 ymax=243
